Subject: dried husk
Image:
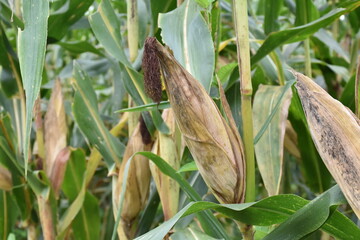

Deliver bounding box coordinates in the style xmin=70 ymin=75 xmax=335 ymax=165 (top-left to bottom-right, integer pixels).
xmin=38 ymin=193 xmax=56 ymax=240
xmin=0 ymin=165 xmax=12 ymax=191
xmin=114 ymin=123 xmax=152 ymax=239
xmin=146 ymin=38 xmax=246 ymax=204
xmin=295 ymin=71 xmax=360 ymax=218
xmin=150 ymin=109 xmax=180 ymax=220
xmin=284 ymin=121 xmax=301 ymax=159
xmin=44 ymin=79 xmax=68 ymax=195
xmin=48 ymin=148 xmax=70 ymax=196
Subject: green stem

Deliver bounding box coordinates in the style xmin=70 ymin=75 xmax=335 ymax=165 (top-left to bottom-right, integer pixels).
xmin=304 ymin=38 xmax=312 ymax=77
xmin=232 ymin=0 xmax=255 ymax=204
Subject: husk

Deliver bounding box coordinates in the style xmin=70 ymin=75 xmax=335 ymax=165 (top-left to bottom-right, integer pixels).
xmin=114 ymin=123 xmax=152 ymax=239
xmin=149 ymin=38 xmax=246 ymax=204
xmin=0 ymin=165 xmax=12 ymax=191
xmin=295 ymin=71 xmax=360 ymax=218
xmin=44 ymin=80 xmax=67 ymax=188
xmin=150 ymin=109 xmax=180 ymax=220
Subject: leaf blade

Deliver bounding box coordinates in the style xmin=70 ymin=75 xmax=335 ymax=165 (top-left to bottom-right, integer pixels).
xmin=253 ymin=85 xmax=292 ymax=196
xmin=18 ymin=0 xmax=49 ymax=175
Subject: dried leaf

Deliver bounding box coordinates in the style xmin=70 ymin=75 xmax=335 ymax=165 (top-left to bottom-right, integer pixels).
xmin=253 ymin=85 xmax=292 ymax=196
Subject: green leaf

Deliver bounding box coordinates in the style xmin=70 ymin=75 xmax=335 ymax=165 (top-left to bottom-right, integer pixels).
xmin=0 ymin=113 xmax=17 ymax=155
xmin=340 ymin=75 xmax=355 ymax=111
xmin=251 ymin=2 xmax=360 ymax=65
xmin=72 ymin=192 xmax=100 ymax=240
xmin=57 ymin=41 xmax=104 ymax=56
xmin=263 ymin=185 xmax=345 ymax=240
xmin=177 ymin=161 xmax=198 ymax=173
xmin=150 ymin=0 xmax=176 ymax=33
xmin=171 ymin=228 xmax=222 ymax=240
xmin=294 ymin=0 xmax=319 ymax=26
xmin=6 ymin=233 xmax=15 ymax=240
xmin=0 ymin=137 xmax=45 ymax=196
xmin=216 ymin=62 xmax=238 ymax=89
xmin=62 ymin=149 xmax=86 ymax=201
xmin=194 ymin=0 xmax=213 ymax=8
xmin=58 ymin=182 xmax=86 ymax=237
xmin=48 ymin=0 xmax=94 ymax=41
xmin=18 ymin=0 xmax=49 ymax=176
xmin=0 ymin=114 xmax=30 ymax=220
xmin=264 ymin=0 xmax=282 ymax=34
xmin=313 ymin=29 xmax=350 ymax=63
xmin=159 ymin=0 xmax=215 ymax=91
xmin=0 ymin=1 xmax=24 ymax=29
xmin=58 ymin=149 xmax=90 ymax=237
xmin=0 ymin=191 xmax=18 ymax=240
xmin=0 ymin=26 xmax=19 ymax=97
xmin=89 ymin=0 xmax=131 ymax=67
xmin=253 ymin=84 xmax=292 ymax=196
xmin=72 ymin=61 xmax=124 ymax=166
xmin=116 ymin=101 xmax=171 ymax=113
xmin=136 ymin=183 xmax=359 ymax=240
xmin=137 ymin=189 xmax=160 ymax=236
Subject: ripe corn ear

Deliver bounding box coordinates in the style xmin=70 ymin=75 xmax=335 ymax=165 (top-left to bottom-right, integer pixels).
xmin=143 ymin=37 xmax=246 ymax=204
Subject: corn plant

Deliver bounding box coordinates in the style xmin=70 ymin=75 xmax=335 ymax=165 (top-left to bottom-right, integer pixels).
xmin=0 ymin=0 xmax=360 ymax=240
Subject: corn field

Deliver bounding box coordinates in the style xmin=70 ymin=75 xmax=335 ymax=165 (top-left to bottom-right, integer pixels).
xmin=0 ymin=0 xmax=360 ymax=239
